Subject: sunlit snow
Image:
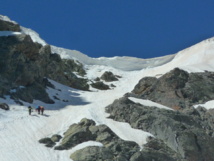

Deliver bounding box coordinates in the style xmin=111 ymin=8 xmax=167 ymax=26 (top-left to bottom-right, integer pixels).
xmin=128 ymin=97 xmax=173 ymax=110
xmin=194 ymin=100 xmax=214 ymax=110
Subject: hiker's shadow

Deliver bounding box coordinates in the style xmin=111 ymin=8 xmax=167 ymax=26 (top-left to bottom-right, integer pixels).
xmin=42 ymin=114 xmax=50 ymax=117
xmin=31 ymin=114 xmax=39 ymax=117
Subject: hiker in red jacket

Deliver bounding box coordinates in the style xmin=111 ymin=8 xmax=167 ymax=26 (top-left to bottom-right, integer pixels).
xmin=40 ymin=106 xmax=45 ymax=115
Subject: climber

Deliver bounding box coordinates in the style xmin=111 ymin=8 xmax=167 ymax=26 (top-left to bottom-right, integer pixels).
xmin=40 ymin=106 xmax=45 ymax=115
xmin=36 ymin=106 xmax=41 ymax=114
xmin=28 ymin=106 xmax=33 ymax=115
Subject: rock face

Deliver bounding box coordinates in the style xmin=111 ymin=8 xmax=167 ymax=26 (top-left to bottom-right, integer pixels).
xmin=40 ymin=118 xmax=142 ymax=161
xmin=131 ymin=68 xmax=214 ymax=109
xmin=100 ymin=71 xmax=119 ymax=82
xmin=38 ymin=134 xmax=62 ymax=148
xmin=91 ymin=81 xmax=110 ymax=90
xmin=0 ymin=19 xmax=21 ymax=31
xmin=0 ymin=103 xmax=9 ymax=110
xmin=0 ymin=18 xmax=89 ymax=103
xmin=106 ymin=97 xmax=214 ymax=161
xmin=38 ymin=137 xmax=56 ymax=148
xmin=90 ymin=71 xmax=120 ymax=90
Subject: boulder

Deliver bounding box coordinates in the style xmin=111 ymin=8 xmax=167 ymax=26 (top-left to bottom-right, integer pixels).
xmin=38 ymin=137 xmax=55 ymax=148
xmin=91 ymin=81 xmax=110 ymax=90
xmin=0 ymin=103 xmax=9 ymax=110
xmin=100 ymin=71 xmax=119 ymax=82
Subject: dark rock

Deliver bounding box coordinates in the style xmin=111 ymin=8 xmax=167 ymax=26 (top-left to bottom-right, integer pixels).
xmin=38 ymin=137 xmax=55 ymax=148
xmin=94 ymin=77 xmax=100 ymax=81
xmin=0 ymin=103 xmax=9 ymax=110
xmin=10 ymin=82 xmax=54 ymax=104
xmin=0 ymin=30 xmax=89 ymax=103
xmin=42 ymin=78 xmax=55 ymax=88
xmin=0 ymin=19 xmax=21 ymax=31
xmin=134 ymin=137 xmax=184 ymax=161
xmin=91 ymin=81 xmax=110 ymax=90
xmin=106 ymin=97 xmax=214 ymax=161
xmin=53 ymin=96 xmax=60 ymax=100
xmin=131 ymin=68 xmax=214 ymax=109
xmin=110 ymin=84 xmax=116 ymax=87
xmin=43 ymin=118 xmax=140 ymax=160
xmin=101 ymin=71 xmax=119 ymax=82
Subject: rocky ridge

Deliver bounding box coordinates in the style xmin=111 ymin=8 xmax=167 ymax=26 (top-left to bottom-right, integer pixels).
xmin=39 ymin=118 xmax=142 ymax=161
xmin=0 ymin=18 xmax=89 ymax=104
xmin=91 ymin=71 xmax=120 ymax=90
xmin=129 ymin=68 xmax=214 ymax=110
xmin=105 ymin=68 xmax=214 ymax=161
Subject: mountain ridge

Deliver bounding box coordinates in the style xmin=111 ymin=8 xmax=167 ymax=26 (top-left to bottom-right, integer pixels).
xmin=1 ymin=14 xmax=214 ymax=161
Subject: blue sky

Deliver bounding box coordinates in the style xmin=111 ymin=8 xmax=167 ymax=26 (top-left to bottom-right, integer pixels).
xmin=2 ymin=0 xmax=214 ymax=58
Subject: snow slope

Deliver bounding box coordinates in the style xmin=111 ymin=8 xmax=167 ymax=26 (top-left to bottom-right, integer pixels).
xmin=1 ymin=15 xmax=214 ymax=161
xmin=51 ymin=45 xmax=175 ymax=71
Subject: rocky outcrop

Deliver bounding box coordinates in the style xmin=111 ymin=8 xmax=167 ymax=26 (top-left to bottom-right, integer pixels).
xmin=130 ymin=137 xmax=183 ymax=161
xmin=0 ymin=26 xmax=89 ymax=103
xmin=0 ymin=103 xmax=9 ymax=110
xmin=38 ymin=134 xmax=62 ymax=148
xmin=91 ymin=81 xmax=110 ymax=90
xmin=39 ymin=137 xmax=56 ymax=148
xmin=106 ymin=97 xmax=214 ymax=161
xmin=40 ymin=118 xmax=142 ymax=161
xmin=90 ymin=71 xmax=120 ymax=90
xmin=130 ymin=68 xmax=214 ymax=109
xmin=0 ymin=19 xmax=21 ymax=31
xmin=100 ymin=71 xmax=119 ymax=82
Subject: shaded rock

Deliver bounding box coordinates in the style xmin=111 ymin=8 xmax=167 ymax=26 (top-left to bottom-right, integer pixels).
xmin=101 ymin=71 xmax=119 ymax=82
xmin=10 ymin=82 xmax=54 ymax=104
xmin=0 ymin=19 xmax=21 ymax=31
xmin=110 ymin=84 xmax=116 ymax=87
xmin=94 ymin=77 xmax=100 ymax=81
xmin=91 ymin=81 xmax=110 ymax=90
xmin=38 ymin=137 xmax=55 ymax=148
xmin=0 ymin=103 xmax=9 ymax=110
xmin=0 ymin=26 xmax=89 ymax=103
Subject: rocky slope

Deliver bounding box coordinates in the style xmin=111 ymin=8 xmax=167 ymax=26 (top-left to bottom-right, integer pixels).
xmin=106 ymin=69 xmax=214 ymax=161
xmin=129 ymin=68 xmax=214 ymax=110
xmin=0 ymin=18 xmax=88 ymax=104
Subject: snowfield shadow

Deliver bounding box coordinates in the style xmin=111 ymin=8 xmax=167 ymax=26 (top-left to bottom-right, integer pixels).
xmin=31 ymin=114 xmax=39 ymax=117
xmin=32 ymin=79 xmax=91 ymax=110
xmin=41 ymin=114 xmax=50 ymax=117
